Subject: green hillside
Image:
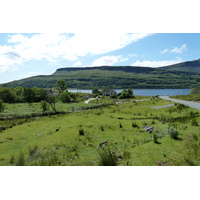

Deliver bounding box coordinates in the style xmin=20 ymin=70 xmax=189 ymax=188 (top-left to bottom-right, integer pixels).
xmin=3 ymin=59 xmax=200 ymax=89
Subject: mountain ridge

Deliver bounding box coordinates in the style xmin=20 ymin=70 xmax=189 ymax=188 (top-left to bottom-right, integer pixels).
xmin=3 ymin=59 xmax=200 ymax=89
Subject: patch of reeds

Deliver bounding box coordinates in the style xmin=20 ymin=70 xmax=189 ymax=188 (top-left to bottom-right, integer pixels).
xmin=98 ymin=147 xmax=118 ymax=166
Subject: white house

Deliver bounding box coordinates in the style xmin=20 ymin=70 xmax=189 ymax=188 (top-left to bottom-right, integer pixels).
xmin=103 ymin=89 xmax=117 ymax=96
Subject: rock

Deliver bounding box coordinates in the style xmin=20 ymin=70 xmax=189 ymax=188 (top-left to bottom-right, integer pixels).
xmin=143 ymin=126 xmax=154 ymax=133
xmin=98 ymin=141 xmax=108 ymax=148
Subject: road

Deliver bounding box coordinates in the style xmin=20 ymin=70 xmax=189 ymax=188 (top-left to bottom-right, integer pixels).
xmin=159 ymin=96 xmax=200 ymax=111
xmin=84 ymin=98 xmax=96 ymax=104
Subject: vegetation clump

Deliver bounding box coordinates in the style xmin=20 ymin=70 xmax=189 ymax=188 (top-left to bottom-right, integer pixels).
xmin=168 ymin=127 xmax=179 ymax=139
xmin=79 ymin=129 xmax=85 ymax=136
xmin=98 ymin=147 xmax=118 ymax=166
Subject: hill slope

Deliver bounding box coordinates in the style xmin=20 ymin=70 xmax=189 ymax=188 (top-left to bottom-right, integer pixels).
xmin=4 ymin=59 xmax=200 ymax=89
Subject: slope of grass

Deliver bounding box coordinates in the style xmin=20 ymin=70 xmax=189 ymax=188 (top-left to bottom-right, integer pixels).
xmin=0 ymin=98 xmax=200 ymax=166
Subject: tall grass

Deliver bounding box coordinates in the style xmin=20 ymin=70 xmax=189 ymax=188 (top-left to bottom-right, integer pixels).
xmin=98 ymin=147 xmax=118 ymax=166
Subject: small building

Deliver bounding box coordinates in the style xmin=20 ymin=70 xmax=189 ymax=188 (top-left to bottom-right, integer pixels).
xmin=103 ymin=89 xmax=117 ymax=96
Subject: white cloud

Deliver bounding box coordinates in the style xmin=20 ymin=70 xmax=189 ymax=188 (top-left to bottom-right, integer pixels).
xmin=92 ymin=55 xmax=128 ymax=66
xmin=0 ymin=33 xmax=153 ymax=73
xmin=170 ymin=44 xmax=187 ymax=54
xmin=73 ymin=61 xmax=82 ymax=66
xmin=160 ymin=48 xmax=169 ymax=54
xmin=132 ymin=57 xmax=183 ymax=68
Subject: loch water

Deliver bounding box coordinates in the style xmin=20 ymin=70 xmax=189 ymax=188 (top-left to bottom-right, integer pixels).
xmin=68 ymin=88 xmax=191 ymax=96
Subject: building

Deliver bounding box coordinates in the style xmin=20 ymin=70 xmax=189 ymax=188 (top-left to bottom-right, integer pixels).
xmin=103 ymin=89 xmax=117 ymax=96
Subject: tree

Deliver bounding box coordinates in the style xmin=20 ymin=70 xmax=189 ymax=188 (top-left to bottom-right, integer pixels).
xmin=0 ymin=100 xmax=4 ymax=112
xmin=40 ymin=100 xmax=49 ymax=112
xmin=23 ymin=87 xmax=35 ymax=103
xmin=55 ymin=80 xmax=67 ymax=93
xmin=92 ymin=88 xmax=100 ymax=95
xmin=119 ymin=89 xmax=134 ymax=99
xmin=127 ymin=89 xmax=133 ymax=96
xmin=45 ymin=95 xmax=57 ymax=113
xmin=190 ymin=87 xmax=200 ymax=94
xmin=14 ymin=86 xmax=24 ymax=102
xmin=32 ymin=87 xmax=47 ymax=102
xmin=0 ymin=88 xmax=16 ymax=103
xmin=59 ymin=92 xmax=71 ymax=103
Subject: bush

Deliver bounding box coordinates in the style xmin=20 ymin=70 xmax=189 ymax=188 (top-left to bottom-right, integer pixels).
xmin=0 ymin=100 xmax=4 ymax=112
xmin=79 ymin=129 xmax=85 ymax=135
xmin=168 ymin=127 xmax=179 ymax=139
xmin=59 ymin=92 xmax=71 ymax=103
xmin=153 ymin=133 xmax=158 ymax=143
xmin=40 ymin=100 xmax=49 ymax=112
xmin=99 ymin=125 xmax=104 ymax=131
xmin=132 ymin=122 xmax=139 ymax=128
xmin=98 ymin=147 xmax=118 ymax=166
xmin=191 ymin=119 xmax=199 ymax=126
xmin=16 ymin=152 xmax=25 ymax=166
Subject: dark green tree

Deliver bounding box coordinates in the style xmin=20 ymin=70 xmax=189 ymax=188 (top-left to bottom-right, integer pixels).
xmin=40 ymin=100 xmax=49 ymax=112
xmin=32 ymin=87 xmax=47 ymax=102
xmin=23 ymin=87 xmax=35 ymax=103
xmin=190 ymin=87 xmax=200 ymax=94
xmin=119 ymin=89 xmax=134 ymax=99
xmin=59 ymin=92 xmax=71 ymax=103
xmin=55 ymin=80 xmax=67 ymax=93
xmin=0 ymin=88 xmax=16 ymax=103
xmin=92 ymin=88 xmax=100 ymax=95
xmin=0 ymin=100 xmax=4 ymax=112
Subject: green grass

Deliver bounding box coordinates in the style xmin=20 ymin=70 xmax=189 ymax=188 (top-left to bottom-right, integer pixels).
xmin=1 ymin=97 xmax=200 ymax=166
xmin=171 ymin=94 xmax=200 ymax=101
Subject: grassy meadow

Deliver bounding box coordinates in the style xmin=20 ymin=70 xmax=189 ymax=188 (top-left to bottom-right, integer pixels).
xmin=0 ymin=96 xmax=200 ymax=166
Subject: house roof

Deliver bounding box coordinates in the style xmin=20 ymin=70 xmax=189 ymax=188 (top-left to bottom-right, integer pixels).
xmin=103 ymin=89 xmax=117 ymax=94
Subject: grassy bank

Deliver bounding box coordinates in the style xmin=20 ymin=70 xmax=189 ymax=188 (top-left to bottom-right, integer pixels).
xmin=0 ymin=97 xmax=200 ymax=166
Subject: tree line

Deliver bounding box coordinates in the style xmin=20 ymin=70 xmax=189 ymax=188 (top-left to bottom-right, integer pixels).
xmin=0 ymin=80 xmax=80 ymax=113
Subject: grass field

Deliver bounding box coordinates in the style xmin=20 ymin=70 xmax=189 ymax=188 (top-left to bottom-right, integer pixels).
xmin=0 ymin=97 xmax=200 ymax=166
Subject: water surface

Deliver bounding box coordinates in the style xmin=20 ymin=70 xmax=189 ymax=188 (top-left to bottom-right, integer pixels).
xmin=68 ymin=89 xmax=191 ymax=96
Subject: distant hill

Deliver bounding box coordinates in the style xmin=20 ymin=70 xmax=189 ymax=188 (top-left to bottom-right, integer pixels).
xmin=54 ymin=66 xmax=155 ymax=74
xmin=161 ymin=59 xmax=200 ymax=73
xmin=3 ymin=59 xmax=200 ymax=89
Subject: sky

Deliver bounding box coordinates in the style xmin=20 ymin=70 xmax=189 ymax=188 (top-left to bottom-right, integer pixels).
xmin=1 ymin=33 xmax=200 ymax=84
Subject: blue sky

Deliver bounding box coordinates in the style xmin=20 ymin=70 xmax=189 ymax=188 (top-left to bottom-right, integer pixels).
xmin=1 ymin=33 xmax=200 ymax=84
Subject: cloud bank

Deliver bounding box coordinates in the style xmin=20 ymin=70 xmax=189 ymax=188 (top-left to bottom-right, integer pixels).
xmin=160 ymin=44 xmax=187 ymax=54
xmin=0 ymin=33 xmax=152 ymax=72
xmin=132 ymin=57 xmax=183 ymax=68
xmin=92 ymin=55 xmax=128 ymax=66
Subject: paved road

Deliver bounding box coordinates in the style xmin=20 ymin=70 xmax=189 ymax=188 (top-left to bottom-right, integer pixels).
xmin=159 ymin=96 xmax=200 ymax=111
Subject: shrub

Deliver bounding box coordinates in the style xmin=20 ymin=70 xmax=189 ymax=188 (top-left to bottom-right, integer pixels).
xmin=191 ymin=119 xmax=199 ymax=126
xmin=98 ymin=147 xmax=118 ymax=166
xmin=168 ymin=127 xmax=179 ymax=139
xmin=29 ymin=145 xmax=39 ymax=157
xmin=192 ymin=133 xmax=198 ymax=141
xmin=16 ymin=152 xmax=25 ymax=166
xmin=132 ymin=122 xmax=139 ymax=128
xmin=123 ymin=150 xmax=131 ymax=159
xmin=79 ymin=129 xmax=85 ymax=136
xmin=9 ymin=155 xmax=15 ymax=164
xmin=99 ymin=125 xmax=104 ymax=131
xmin=0 ymin=100 xmax=4 ymax=112
xmin=153 ymin=133 xmax=158 ymax=143
xmin=59 ymin=92 xmax=71 ymax=103
xmin=40 ymin=100 xmax=49 ymax=112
